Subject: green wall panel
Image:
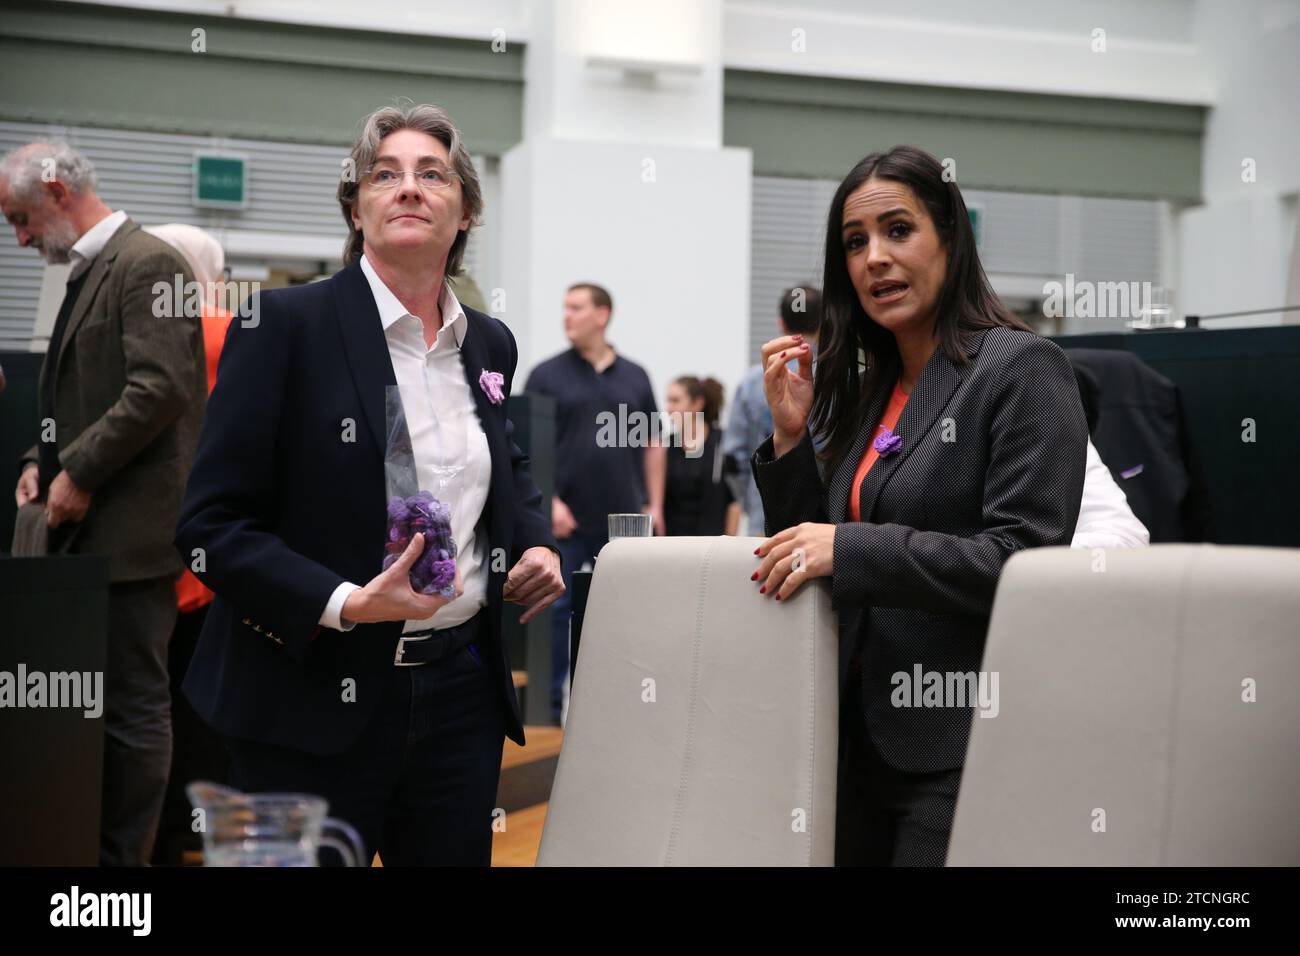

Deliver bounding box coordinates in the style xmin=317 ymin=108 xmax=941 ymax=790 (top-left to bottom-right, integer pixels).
xmin=0 ymin=0 xmax=524 ymax=152
xmin=1 ymin=3 xmax=1205 ymax=197
xmin=725 ymin=69 xmax=1205 ymax=201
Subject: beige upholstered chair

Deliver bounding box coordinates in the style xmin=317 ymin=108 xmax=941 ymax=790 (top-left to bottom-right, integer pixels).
xmin=537 ymin=536 xmax=839 ymax=866
xmin=948 ymin=545 xmax=1300 ymax=866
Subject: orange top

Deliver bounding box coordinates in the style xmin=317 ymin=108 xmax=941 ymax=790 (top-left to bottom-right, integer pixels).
xmin=848 ymin=381 xmax=909 ymax=522
xmin=201 ymin=306 xmax=233 ymax=393
xmin=176 ymin=305 xmax=232 ymax=614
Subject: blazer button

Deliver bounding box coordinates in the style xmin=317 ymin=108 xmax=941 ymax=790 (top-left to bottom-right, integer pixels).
xmin=242 ymin=617 xmax=251 ymax=626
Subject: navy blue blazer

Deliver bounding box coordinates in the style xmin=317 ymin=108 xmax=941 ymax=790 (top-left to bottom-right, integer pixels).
xmin=175 ymin=260 xmax=555 ymax=754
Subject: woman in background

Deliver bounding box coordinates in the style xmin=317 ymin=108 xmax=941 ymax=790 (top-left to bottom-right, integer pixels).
xmin=142 ymin=222 xmax=232 ymax=865
xmin=144 ymin=223 xmax=232 ymax=620
xmin=662 ymin=376 xmax=739 ymax=536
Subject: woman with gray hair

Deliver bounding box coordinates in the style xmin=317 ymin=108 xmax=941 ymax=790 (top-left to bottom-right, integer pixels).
xmin=176 ymin=102 xmax=563 ymax=866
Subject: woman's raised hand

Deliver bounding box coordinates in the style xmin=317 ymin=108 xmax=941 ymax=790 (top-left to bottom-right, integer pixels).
xmin=760 ymin=334 xmax=815 ymax=457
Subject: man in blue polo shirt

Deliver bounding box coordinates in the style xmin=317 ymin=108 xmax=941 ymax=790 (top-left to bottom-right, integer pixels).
xmin=526 ymin=282 xmax=664 ymax=722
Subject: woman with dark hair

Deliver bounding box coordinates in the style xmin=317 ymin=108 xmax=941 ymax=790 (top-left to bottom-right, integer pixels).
xmin=749 ymin=145 xmax=1088 ymax=866
xmin=662 ymin=375 xmax=739 ymax=536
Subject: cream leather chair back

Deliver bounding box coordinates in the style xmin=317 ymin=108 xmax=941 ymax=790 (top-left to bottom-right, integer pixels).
xmin=948 ymin=545 xmax=1300 ymax=866
xmin=537 ymin=536 xmax=839 ymax=866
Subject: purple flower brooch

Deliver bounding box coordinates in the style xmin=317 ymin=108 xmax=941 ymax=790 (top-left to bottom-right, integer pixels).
xmin=479 ymin=369 xmax=505 ymax=405
xmin=873 ymin=427 xmax=903 ymax=457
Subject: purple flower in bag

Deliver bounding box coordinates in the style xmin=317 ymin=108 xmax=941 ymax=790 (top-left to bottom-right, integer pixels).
xmin=384 ymin=491 xmax=458 ymax=597
xmin=873 ymin=427 xmax=903 ymax=457
xmin=430 ymin=559 xmax=457 ymax=592
xmin=479 ymin=369 xmax=505 ymax=405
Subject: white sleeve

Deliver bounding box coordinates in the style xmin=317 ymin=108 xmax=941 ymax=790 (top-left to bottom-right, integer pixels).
xmin=319 ymin=581 xmax=362 ymax=631
xmin=1071 ymin=439 xmax=1151 ymax=549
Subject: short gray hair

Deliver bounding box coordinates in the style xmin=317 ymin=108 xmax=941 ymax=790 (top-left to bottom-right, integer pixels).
xmin=337 ymin=102 xmax=482 ymax=277
xmin=0 ymin=140 xmax=99 ymax=201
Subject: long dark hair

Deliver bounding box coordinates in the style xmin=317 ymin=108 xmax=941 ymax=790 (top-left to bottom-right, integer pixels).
xmin=810 ymin=145 xmax=1031 ymax=476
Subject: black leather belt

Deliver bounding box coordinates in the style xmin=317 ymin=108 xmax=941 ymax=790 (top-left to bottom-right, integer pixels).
xmin=393 ymin=611 xmax=481 ymax=667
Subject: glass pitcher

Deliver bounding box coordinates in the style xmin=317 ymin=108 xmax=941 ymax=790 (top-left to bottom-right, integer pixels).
xmin=187 ymin=781 xmax=365 ymax=867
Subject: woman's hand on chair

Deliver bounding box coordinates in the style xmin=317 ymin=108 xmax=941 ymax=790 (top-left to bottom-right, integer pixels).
xmin=752 ymin=522 xmax=835 ymax=601
xmin=760 ymin=334 xmax=814 ymax=458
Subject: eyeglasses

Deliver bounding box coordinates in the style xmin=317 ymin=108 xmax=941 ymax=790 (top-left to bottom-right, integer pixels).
xmin=362 ymin=164 xmax=460 ymax=191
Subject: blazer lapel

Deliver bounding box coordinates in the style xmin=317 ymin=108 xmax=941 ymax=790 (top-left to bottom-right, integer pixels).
xmin=834 ymin=328 xmax=990 ymax=523
xmin=827 ymin=385 xmax=889 ymax=523
xmin=332 ymin=261 xmax=396 ymax=457
xmin=854 ymin=351 xmax=959 ymax=524
xmin=456 ymin=312 xmax=503 ymax=457
xmin=55 ymin=219 xmax=134 ymax=373
xmin=456 ymin=311 xmax=507 ymax=539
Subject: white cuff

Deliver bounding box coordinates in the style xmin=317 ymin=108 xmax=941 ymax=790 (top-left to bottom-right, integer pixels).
xmin=320 ymin=582 xmax=362 ymax=631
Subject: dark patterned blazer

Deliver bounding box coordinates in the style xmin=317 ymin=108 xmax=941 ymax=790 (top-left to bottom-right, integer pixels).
xmin=752 ymin=326 xmax=1088 ymax=773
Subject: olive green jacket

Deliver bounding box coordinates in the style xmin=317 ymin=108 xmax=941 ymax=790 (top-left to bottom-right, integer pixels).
xmin=21 ymin=218 xmax=206 ymax=582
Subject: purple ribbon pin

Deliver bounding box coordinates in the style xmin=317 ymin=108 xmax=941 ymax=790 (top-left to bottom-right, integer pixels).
xmin=479 ymin=369 xmax=505 ymax=405
xmin=873 ymin=427 xmax=903 ymax=457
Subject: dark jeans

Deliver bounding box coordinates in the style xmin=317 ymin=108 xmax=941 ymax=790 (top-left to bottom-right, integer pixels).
xmin=101 ymin=576 xmax=177 ymax=867
xmin=550 ymin=527 xmax=607 ymax=722
xmin=224 ymin=613 xmax=506 ymax=866
xmin=835 ymin=674 xmax=964 ymax=867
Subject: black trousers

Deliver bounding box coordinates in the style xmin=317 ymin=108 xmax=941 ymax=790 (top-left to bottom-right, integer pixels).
xmin=835 ymin=675 xmax=964 ymax=867
xmin=224 ymin=612 xmax=506 ymax=867
xmin=101 ymin=576 xmax=177 ymax=867
xmin=152 ymin=604 xmax=230 ymax=865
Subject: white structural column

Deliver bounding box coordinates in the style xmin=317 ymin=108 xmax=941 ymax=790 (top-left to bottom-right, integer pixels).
xmin=1179 ymin=0 xmax=1300 ymax=328
xmin=499 ymin=0 xmax=752 ymax=402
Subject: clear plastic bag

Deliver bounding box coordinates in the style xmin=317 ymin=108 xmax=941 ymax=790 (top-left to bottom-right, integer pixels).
xmin=383 ymin=385 xmax=457 ymax=597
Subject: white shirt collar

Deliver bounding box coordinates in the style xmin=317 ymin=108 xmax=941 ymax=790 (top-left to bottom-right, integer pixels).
xmin=69 ymin=209 xmax=128 ymax=279
xmin=359 ymin=253 xmax=467 ymax=349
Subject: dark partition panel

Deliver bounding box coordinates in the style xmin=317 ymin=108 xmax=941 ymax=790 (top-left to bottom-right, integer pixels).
xmin=0 ymin=555 xmax=109 ymax=866
xmin=568 ymin=570 xmax=592 ymax=684
xmin=502 ymin=393 xmax=557 ymax=725
xmin=0 ymin=352 xmax=44 ymax=551
xmin=1052 ymin=327 xmax=1300 ymax=547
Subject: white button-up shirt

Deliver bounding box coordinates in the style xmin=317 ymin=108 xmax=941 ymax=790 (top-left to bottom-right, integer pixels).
xmin=320 ymin=255 xmax=491 ymax=632
xmin=1071 ymin=438 xmax=1150 ymax=548
xmin=69 ymin=209 xmax=128 ymax=279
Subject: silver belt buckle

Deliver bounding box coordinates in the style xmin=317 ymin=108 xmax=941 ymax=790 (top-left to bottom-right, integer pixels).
xmin=394 ymin=633 xmax=430 ymax=667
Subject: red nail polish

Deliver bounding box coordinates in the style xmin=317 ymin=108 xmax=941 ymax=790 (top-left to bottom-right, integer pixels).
xmin=759 ymin=586 xmax=766 ymax=594
xmin=750 ymin=572 xmax=758 ymax=581
xmin=753 ymin=548 xmax=761 ymax=555
xmin=775 ymin=594 xmax=782 ymax=601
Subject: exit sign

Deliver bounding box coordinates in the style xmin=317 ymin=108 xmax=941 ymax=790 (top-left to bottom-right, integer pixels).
xmin=193 ymin=153 xmax=248 ymax=209
xmin=968 ymin=204 xmax=984 ymax=248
